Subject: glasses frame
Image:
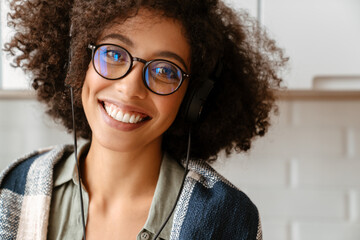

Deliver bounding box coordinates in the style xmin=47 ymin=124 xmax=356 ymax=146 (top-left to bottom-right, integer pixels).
xmin=88 ymin=43 xmax=190 ymax=96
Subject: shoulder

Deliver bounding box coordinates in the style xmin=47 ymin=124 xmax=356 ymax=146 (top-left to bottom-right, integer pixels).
xmin=0 ymin=144 xmax=74 ymax=195
xmin=0 ymin=144 xmax=74 ymax=239
xmin=186 ymin=160 xmax=256 ymax=208
xmin=173 ymin=160 xmax=261 ymax=240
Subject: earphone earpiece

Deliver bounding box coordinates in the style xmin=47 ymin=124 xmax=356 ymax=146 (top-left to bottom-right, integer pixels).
xmin=182 ymin=60 xmax=222 ymax=123
xmin=182 ymin=78 xmax=214 ymax=123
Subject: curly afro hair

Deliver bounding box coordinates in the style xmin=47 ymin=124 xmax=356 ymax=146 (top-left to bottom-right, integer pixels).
xmin=4 ymin=0 xmax=287 ymax=162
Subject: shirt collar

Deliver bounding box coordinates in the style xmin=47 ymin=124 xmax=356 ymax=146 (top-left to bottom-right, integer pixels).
xmin=141 ymin=152 xmax=184 ymax=239
xmin=53 ymin=142 xmax=90 ymax=187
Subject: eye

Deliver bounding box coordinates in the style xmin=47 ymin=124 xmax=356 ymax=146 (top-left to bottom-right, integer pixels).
xmin=155 ymin=67 xmax=176 ymax=78
xmin=97 ymin=46 xmax=129 ymax=65
xmin=107 ymin=50 xmax=120 ymax=60
xmin=150 ymin=62 xmax=180 ymax=84
xmin=104 ymin=50 xmax=126 ymax=63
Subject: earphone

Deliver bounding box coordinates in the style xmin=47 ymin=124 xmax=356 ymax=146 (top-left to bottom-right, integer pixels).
xmin=181 ymin=61 xmax=222 ymax=123
xmin=181 ymin=78 xmax=215 ymax=122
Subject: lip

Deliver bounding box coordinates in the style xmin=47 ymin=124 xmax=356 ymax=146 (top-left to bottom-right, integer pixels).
xmin=98 ymin=98 xmax=152 ymax=131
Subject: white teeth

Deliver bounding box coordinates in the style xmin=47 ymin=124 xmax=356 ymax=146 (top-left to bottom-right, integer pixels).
xmin=110 ymin=108 xmax=117 ymax=116
xmin=129 ymin=115 xmax=136 ymax=123
xmin=123 ymin=113 xmax=130 ymax=123
xmin=115 ymin=111 xmax=124 ymax=120
xmin=105 ymin=104 xmax=111 ymax=113
xmin=103 ymin=103 xmax=145 ymax=124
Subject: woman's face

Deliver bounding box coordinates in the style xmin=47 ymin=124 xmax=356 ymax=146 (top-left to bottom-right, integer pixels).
xmin=82 ymin=9 xmax=191 ymax=153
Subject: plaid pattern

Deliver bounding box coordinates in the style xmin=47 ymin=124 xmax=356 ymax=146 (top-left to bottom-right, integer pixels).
xmin=0 ymin=145 xmax=72 ymax=240
xmin=0 ymin=145 xmax=261 ymax=240
xmin=171 ymin=161 xmax=262 ymax=240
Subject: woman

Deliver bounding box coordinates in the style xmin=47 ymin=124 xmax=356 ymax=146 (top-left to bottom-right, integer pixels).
xmin=0 ymin=0 xmax=287 ymax=239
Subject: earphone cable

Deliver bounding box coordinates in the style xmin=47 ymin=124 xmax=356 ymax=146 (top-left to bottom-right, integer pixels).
xmin=69 ymin=86 xmax=87 ymax=240
xmin=153 ymin=125 xmax=192 ymax=240
xmin=70 ymin=85 xmax=191 ymax=239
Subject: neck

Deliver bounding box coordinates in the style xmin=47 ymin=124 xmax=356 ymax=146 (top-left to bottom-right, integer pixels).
xmin=82 ymin=138 xmax=162 ymax=203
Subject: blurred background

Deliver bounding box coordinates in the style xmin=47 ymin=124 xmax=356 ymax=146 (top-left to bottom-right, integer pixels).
xmin=1 ymin=0 xmax=360 ymax=239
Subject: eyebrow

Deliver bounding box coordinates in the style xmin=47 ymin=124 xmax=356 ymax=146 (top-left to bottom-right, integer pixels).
xmin=156 ymin=51 xmax=189 ymax=72
xmin=99 ymin=33 xmax=134 ymax=47
xmin=99 ymin=33 xmax=189 ymax=72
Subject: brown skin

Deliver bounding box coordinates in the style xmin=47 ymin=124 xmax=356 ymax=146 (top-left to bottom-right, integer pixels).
xmin=5 ymin=0 xmax=288 ymax=162
xmin=81 ymin=10 xmax=190 ymax=239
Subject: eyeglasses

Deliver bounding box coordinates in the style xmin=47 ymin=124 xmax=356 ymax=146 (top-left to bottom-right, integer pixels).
xmin=88 ymin=44 xmax=190 ymax=95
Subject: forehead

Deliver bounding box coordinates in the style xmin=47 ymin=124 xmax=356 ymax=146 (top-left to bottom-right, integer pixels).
xmin=99 ymin=9 xmax=187 ymax=47
xmin=97 ymin=9 xmax=191 ymax=66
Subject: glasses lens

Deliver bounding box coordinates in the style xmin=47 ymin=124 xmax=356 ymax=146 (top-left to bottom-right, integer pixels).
xmin=93 ymin=45 xmax=131 ymax=79
xmin=145 ymin=61 xmax=182 ymax=95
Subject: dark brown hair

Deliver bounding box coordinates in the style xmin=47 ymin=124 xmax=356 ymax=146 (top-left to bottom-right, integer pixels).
xmin=5 ymin=0 xmax=287 ymax=162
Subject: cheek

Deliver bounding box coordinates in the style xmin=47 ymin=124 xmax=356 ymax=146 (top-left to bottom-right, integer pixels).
xmin=157 ymin=82 xmax=188 ymax=121
xmin=81 ymin=66 xmax=110 ymax=127
xmin=159 ymin=98 xmax=181 ymax=118
xmin=82 ymin=65 xmax=107 ymax=102
xmin=81 ymin=75 xmax=90 ymax=103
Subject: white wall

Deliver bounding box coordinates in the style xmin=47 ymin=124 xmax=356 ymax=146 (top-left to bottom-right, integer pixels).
xmin=0 ymin=98 xmax=73 ymax=169
xmin=262 ymin=0 xmax=360 ymax=89
xmin=214 ymin=96 xmax=360 ymax=240
xmin=224 ymin=0 xmax=259 ymax=18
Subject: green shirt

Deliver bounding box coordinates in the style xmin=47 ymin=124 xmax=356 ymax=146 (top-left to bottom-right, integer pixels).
xmin=47 ymin=143 xmax=184 ymax=240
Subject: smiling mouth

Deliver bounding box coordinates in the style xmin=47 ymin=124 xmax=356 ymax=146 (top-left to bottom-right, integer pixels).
xmin=101 ymin=101 xmax=150 ymax=124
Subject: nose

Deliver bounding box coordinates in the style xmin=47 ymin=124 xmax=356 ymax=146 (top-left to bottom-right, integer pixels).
xmin=114 ymin=63 xmax=147 ymax=100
